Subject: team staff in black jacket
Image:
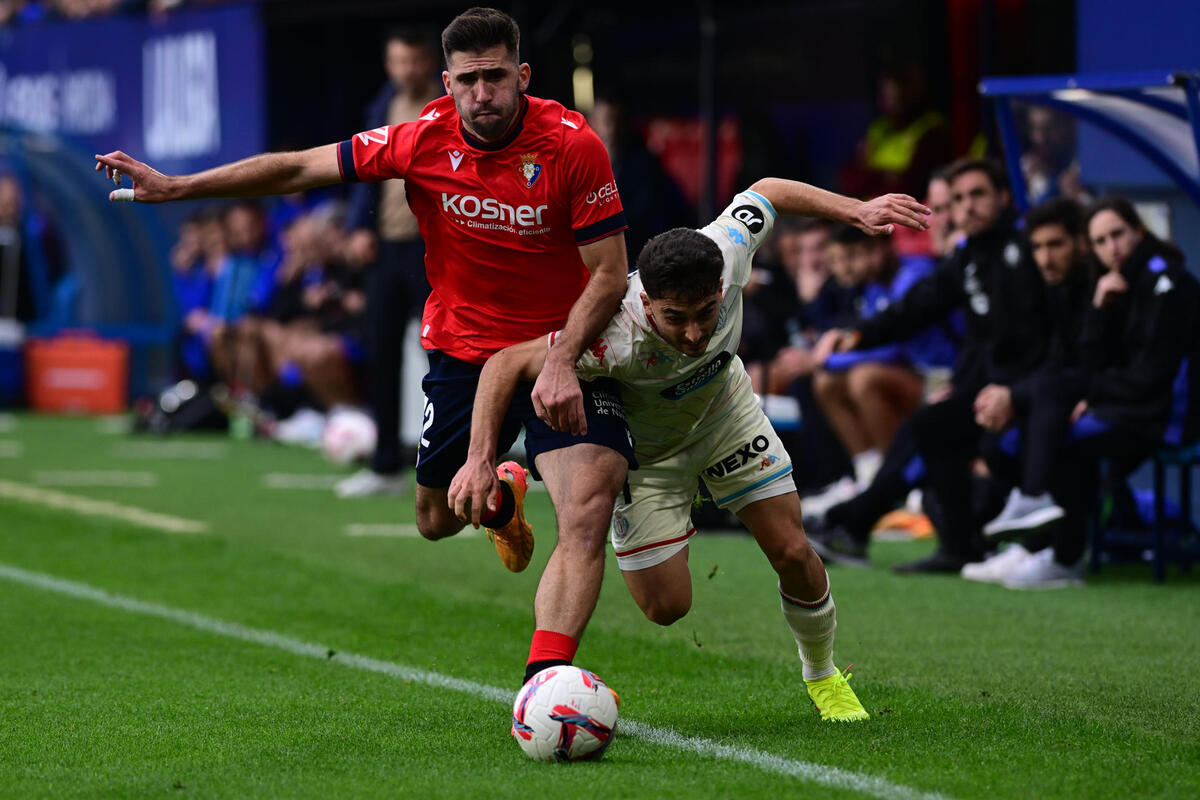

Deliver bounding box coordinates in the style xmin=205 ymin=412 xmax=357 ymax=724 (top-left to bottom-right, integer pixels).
xmin=959 ymin=198 xmax=1094 ymax=582
xmin=990 ymin=198 xmax=1200 ymax=588
xmin=811 ymin=159 xmax=1052 ymax=572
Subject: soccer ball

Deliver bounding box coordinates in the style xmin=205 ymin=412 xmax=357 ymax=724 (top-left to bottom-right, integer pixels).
xmin=511 ymin=666 xmax=619 ymax=762
xmin=320 ymin=407 xmax=376 ymax=464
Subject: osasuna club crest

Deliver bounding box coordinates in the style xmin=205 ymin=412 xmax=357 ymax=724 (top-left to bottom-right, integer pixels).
xmin=519 ymin=152 xmax=543 ymax=188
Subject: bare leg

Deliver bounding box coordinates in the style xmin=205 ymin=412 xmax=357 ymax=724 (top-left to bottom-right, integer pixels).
xmin=813 ymin=369 xmax=871 ymax=457
xmin=415 ymin=484 xmax=468 ymax=540
xmin=846 ymin=363 xmax=923 ymax=452
xmin=619 ymin=546 xmax=693 ymax=625
xmin=531 ymin=443 xmax=627 ymax=640
xmin=738 ymin=491 xmax=841 ymax=684
xmin=736 ymin=492 xmax=827 ymax=600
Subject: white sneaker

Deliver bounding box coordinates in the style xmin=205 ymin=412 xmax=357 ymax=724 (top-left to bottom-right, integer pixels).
xmin=1002 ymin=548 xmax=1084 ymax=589
xmin=335 ymin=468 xmax=406 ymax=498
xmin=274 ymin=407 xmax=326 ymax=448
xmin=800 ymin=477 xmax=858 ymax=522
xmin=961 ymin=544 xmax=1033 ymax=584
xmin=983 ymin=488 xmax=1064 ymax=538
xmin=852 ymin=449 xmax=882 ymax=490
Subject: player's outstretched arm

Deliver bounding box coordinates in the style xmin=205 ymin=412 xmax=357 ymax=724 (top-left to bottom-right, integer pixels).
xmin=94 ymin=144 xmax=342 ymax=203
xmin=448 ymin=338 xmax=548 ymax=527
xmin=747 ymin=178 xmax=930 ymax=236
xmin=531 ymin=232 xmax=628 ymax=436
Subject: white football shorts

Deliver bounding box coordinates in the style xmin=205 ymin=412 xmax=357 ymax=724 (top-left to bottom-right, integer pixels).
xmin=610 ymin=384 xmax=795 ymax=571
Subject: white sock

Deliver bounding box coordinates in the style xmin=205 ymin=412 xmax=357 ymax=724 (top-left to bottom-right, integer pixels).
xmin=853 ymin=449 xmax=882 ymax=487
xmin=779 ymin=575 xmax=837 ymax=681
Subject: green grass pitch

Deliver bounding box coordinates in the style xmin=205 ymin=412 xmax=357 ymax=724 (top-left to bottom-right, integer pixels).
xmin=0 ymin=414 xmax=1198 ymax=799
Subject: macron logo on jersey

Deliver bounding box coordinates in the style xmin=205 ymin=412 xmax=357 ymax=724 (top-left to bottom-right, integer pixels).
xmin=560 ymin=117 xmax=579 ymax=130
xmin=449 ymin=150 xmax=464 ymax=171
xmin=356 ymin=127 xmax=389 ymax=147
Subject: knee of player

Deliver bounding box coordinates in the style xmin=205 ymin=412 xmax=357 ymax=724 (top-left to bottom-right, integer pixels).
xmin=767 ymin=535 xmax=817 ymax=576
xmin=415 ymin=504 xmax=460 ymax=541
xmin=642 ymin=596 xmax=691 ymax=626
xmin=558 ymin=493 xmax=621 ymax=540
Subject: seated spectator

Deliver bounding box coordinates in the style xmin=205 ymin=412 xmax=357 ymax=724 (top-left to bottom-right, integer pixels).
xmin=958 ymin=198 xmax=1091 ymax=582
xmin=216 ymin=203 xmax=369 ymax=440
xmin=169 ymin=211 xmax=215 ymax=382
xmin=796 ymin=170 xmax=962 ymax=531
xmin=205 ymin=201 xmax=281 ymax=389
xmin=807 ymin=159 xmax=1052 ymax=573
xmin=742 ymin=218 xmax=858 ymax=492
xmin=812 ymin=225 xmax=959 ymax=492
xmin=971 ymin=197 xmax=1200 ymax=588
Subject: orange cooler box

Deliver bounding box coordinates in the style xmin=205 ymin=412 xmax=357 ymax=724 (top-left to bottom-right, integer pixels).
xmin=25 ymin=335 xmax=129 ymax=414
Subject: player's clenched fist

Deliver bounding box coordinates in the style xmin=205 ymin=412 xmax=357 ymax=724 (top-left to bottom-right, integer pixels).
xmin=94 ymin=151 xmax=173 ymax=203
xmin=448 ymin=456 xmax=501 ymax=528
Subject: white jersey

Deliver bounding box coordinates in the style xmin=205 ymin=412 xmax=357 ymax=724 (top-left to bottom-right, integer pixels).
xmin=554 ymin=190 xmax=776 ymax=462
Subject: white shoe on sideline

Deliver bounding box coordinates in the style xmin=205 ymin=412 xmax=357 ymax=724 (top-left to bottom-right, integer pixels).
xmin=1002 ymin=548 xmax=1084 ymax=589
xmin=961 ymin=544 xmax=1033 ymax=584
xmin=274 ymin=407 xmax=326 ymax=448
xmin=800 ymin=477 xmax=858 ymax=522
xmin=983 ymin=488 xmax=1064 ymax=538
xmin=335 ymin=468 xmax=406 ymax=498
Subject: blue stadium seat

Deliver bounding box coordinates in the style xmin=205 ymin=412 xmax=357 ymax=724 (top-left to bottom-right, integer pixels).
xmin=1090 ymin=442 xmax=1200 ymax=582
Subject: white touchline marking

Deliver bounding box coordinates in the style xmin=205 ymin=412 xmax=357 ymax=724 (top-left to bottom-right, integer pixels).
xmin=0 ymin=480 xmax=207 ymax=534
xmin=34 ymin=471 xmax=159 ymax=488
xmin=0 ymin=440 xmax=21 ymax=458
xmin=112 ymin=441 xmax=228 ymax=460
xmin=343 ymin=523 xmax=480 ymax=539
xmin=262 ymin=473 xmax=344 ymax=490
xmin=0 ymin=563 xmax=950 ymax=800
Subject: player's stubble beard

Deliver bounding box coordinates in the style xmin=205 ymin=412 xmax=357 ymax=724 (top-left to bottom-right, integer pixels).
xmin=466 ymin=94 xmax=522 ymax=142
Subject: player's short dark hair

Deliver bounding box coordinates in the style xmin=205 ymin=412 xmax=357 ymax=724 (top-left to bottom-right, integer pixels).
xmin=1025 ymin=197 xmax=1083 ymax=238
xmin=946 ymin=157 xmax=1009 ymax=193
xmin=441 ymin=7 xmax=520 ymax=64
xmin=637 ymin=228 xmax=724 ymax=303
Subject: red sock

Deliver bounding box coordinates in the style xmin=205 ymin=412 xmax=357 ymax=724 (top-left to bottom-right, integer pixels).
xmin=526 ymin=629 xmax=579 ymax=665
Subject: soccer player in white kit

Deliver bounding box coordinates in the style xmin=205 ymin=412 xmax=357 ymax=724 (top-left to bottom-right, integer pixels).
xmin=450 ymin=178 xmax=929 ymax=721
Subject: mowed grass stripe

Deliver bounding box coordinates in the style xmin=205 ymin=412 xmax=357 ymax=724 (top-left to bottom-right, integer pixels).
xmin=0 ymin=561 xmax=953 ymax=800
xmin=0 ymin=479 xmax=207 ymax=533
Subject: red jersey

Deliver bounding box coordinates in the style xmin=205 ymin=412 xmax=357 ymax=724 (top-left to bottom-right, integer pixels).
xmin=339 ymin=94 xmax=627 ymax=363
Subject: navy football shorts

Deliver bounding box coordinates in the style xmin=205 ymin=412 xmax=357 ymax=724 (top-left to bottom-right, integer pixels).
xmin=415 ymin=350 xmax=637 ymax=488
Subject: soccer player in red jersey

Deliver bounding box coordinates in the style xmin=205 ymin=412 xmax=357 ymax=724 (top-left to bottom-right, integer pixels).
xmin=96 ymin=8 xmax=634 ymax=681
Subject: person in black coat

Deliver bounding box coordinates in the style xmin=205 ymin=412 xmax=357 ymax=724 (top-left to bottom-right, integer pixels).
xmin=809 ymin=159 xmax=1052 ymax=572
xmin=991 ymin=197 xmax=1200 ymax=588
xmin=963 ymin=198 xmax=1094 ymax=582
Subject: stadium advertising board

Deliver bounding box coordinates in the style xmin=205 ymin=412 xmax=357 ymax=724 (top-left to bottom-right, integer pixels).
xmin=0 ymin=5 xmax=264 ymax=174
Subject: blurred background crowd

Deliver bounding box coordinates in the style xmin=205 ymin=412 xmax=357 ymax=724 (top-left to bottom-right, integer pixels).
xmin=0 ymin=0 xmax=1197 ymax=585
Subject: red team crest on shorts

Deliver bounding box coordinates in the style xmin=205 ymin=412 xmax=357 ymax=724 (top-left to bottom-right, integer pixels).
xmin=519 ymin=152 xmax=543 ymax=188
